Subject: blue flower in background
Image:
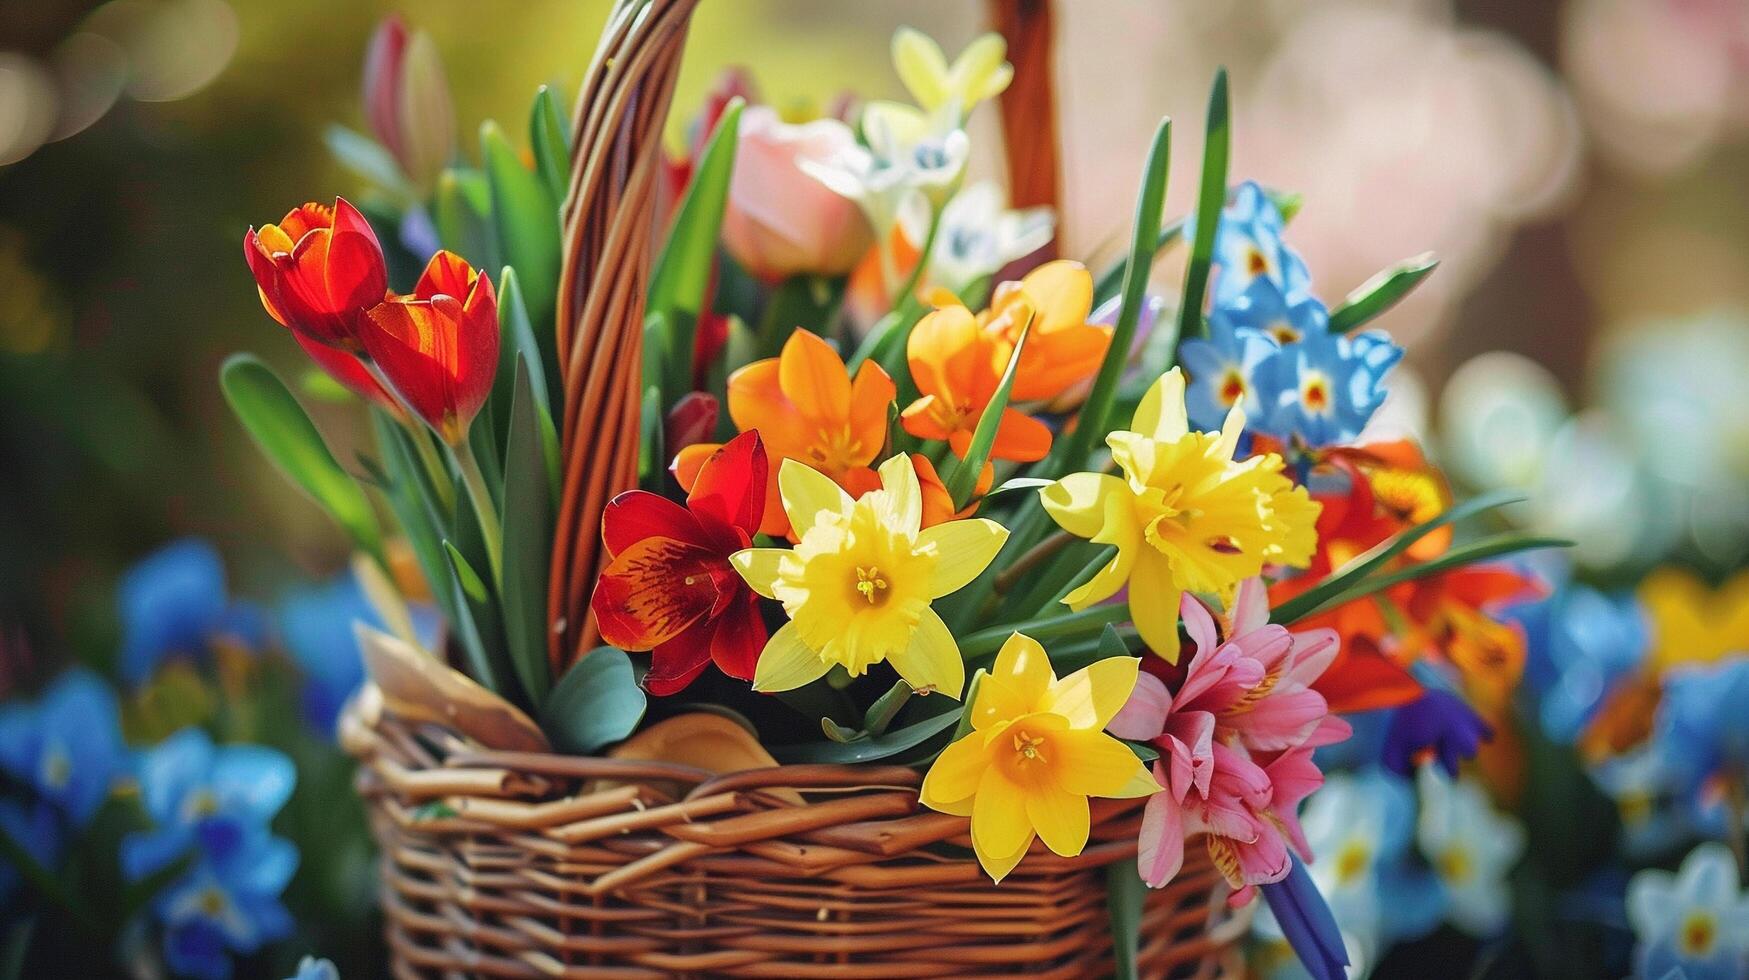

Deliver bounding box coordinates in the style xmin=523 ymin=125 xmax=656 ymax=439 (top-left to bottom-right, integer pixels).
xmin=1591 ymin=742 xmax=1721 ymax=858
xmin=1416 ymin=766 xmax=1524 ymax=937
xmin=1252 ymin=326 xmax=1402 ymax=448
xmin=1655 ymin=657 xmax=1749 ymax=797
xmin=1382 ymin=688 xmax=1492 ymax=779
xmin=287 ymin=957 xmax=340 ymax=980
xmin=279 ymin=573 xmax=440 ymax=734
xmin=1181 ymin=287 xmax=1287 ymax=432
xmin=123 ymin=729 xmax=298 ymax=980
xmin=122 ymin=728 xmax=296 ymax=878
xmin=1208 ymin=181 xmax=1311 ymax=305
xmin=0 ymin=668 xmax=125 ymax=827
xmin=0 ymin=799 xmax=63 ymax=904
xmin=1628 ymin=842 xmax=1749 ymax=980
xmin=1211 ymin=276 xmax=1329 ymax=347
xmin=153 ymin=834 xmax=297 ymax=980
xmin=1511 ymin=581 xmax=1644 ymax=742
xmin=120 ymin=539 xmax=266 ymax=685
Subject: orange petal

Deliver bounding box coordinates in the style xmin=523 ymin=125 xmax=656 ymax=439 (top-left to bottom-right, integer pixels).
xmin=847 ymin=362 xmax=897 ymax=466
xmin=987 ymin=408 xmax=1053 ymax=462
xmin=906 ymin=305 xmax=979 ymax=402
xmin=1018 ymin=260 xmax=1093 ymax=334
xmin=900 ymin=395 xmax=956 ymax=443
xmin=670 ymin=442 xmax=720 ymax=495
xmin=777 ymin=329 xmax=853 ymax=427
xmin=1011 ymin=324 xmax=1112 ymax=402
xmin=591 ymin=536 xmax=723 ymax=651
xmin=727 ymin=357 xmax=809 ymax=454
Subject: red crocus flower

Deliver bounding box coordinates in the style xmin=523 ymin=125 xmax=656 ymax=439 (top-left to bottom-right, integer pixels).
xmin=591 ymin=431 xmax=769 ymax=695
xmin=360 ymin=250 xmax=499 ymax=445
xmin=244 ymin=198 xmax=388 ymax=351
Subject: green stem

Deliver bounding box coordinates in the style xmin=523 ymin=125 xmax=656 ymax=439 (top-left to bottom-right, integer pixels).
xmin=453 ymin=438 xmax=504 ymax=586
xmin=360 ymin=359 xmax=456 ymax=512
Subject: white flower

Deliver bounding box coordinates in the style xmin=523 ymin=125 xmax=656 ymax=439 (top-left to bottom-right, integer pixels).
xmin=1415 ymin=766 xmax=1524 ymax=937
xmin=1627 ymin=841 xmax=1749 ymax=979
xmin=799 ymin=102 xmax=969 ymax=238
xmin=921 ymin=181 xmax=1054 ymax=298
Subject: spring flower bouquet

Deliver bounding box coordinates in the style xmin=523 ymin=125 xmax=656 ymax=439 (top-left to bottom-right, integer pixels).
xmin=219 ymin=4 xmax=1559 ymax=975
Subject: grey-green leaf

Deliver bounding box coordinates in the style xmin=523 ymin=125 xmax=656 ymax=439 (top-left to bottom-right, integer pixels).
xmin=540 ymin=647 xmax=647 ymax=754
xmin=500 ymin=358 xmax=554 ymax=705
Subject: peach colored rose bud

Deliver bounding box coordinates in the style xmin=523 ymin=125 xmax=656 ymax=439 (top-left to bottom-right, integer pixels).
xmin=720 ymin=106 xmax=872 ymax=281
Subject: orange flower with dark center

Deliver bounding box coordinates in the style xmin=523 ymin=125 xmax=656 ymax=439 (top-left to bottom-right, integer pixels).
xmin=244 ymin=198 xmax=388 ymax=351
xmin=592 ymin=432 xmax=769 ymax=694
xmin=673 ymin=329 xmax=893 ymax=537
xmin=360 ymin=250 xmax=498 ymax=445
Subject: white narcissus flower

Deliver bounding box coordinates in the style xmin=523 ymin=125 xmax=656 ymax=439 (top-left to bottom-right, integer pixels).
xmin=1415 ymin=766 xmax=1525 ymax=937
xmin=921 ymin=181 xmax=1054 ymax=299
xmin=1627 ymin=841 xmax=1749 ymax=980
xmin=800 ymin=102 xmax=969 ymax=239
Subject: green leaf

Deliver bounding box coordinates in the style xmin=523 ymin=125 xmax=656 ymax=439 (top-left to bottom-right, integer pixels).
xmin=221 ymin=354 xmax=383 ymax=562
xmin=529 ymin=86 xmax=571 ymax=205
xmin=369 ymin=410 xmax=458 ymax=626
xmin=984 ymin=477 xmax=1053 ymax=500
xmin=944 ymin=307 xmax=1034 ymax=508
xmin=1329 ymin=252 xmax=1439 ymax=333
xmin=1176 ymin=68 xmax=1230 ymax=345
xmin=481 ymin=119 xmax=561 ymax=385
xmin=500 ymin=358 xmax=555 ymax=705
xmin=1291 ymin=533 xmax=1569 ymax=622
xmin=820 ymin=717 xmax=867 ymax=743
xmin=323 ymin=124 xmax=413 ymax=200
xmin=1127 ymin=741 xmax=1160 ymax=763
xmin=540 ymin=647 xmax=647 ymax=753
xmin=648 ymin=98 xmax=743 ymax=398
xmin=1048 ymin=115 xmax=1171 ymax=474
xmin=1048 ymin=620 xmax=1135 ymax=676
xmin=638 ymin=384 xmax=665 ymax=491
xmin=862 ymin=680 xmax=914 ymax=736
xmin=1269 ymin=489 xmax=1525 ymax=626
xmin=962 ymin=604 xmax=1130 ymax=661
xmin=491 ymin=267 xmax=559 ymax=495
xmin=1107 ymin=859 xmax=1146 ymax=980
xmin=442 ymin=540 xmax=489 ymax=605
xmin=433 ymin=167 xmax=501 ymax=275
xmin=771 ymin=705 xmax=962 ymax=764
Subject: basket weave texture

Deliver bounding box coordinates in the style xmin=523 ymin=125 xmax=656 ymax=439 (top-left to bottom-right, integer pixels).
xmin=343 ymin=704 xmax=1250 ymax=978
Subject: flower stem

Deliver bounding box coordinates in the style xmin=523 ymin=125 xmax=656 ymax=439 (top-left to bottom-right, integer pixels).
xmin=453 ymin=437 xmax=503 ymax=586
xmin=359 ymin=358 xmax=455 ymax=512
xmin=993 ymin=530 xmax=1073 ymax=594
xmin=959 ymin=603 xmax=1130 ymax=661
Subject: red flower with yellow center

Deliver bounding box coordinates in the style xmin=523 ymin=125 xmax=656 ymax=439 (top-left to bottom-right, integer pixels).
xmin=360 ymin=250 xmax=499 ymax=445
xmin=592 ymin=432 xmax=769 ymax=695
xmin=244 ymin=198 xmax=388 ymax=351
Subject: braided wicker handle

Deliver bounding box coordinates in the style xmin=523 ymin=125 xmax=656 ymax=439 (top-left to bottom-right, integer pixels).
xmin=548 ymin=0 xmax=701 ymax=668
xmin=545 ymin=0 xmax=1061 ymax=672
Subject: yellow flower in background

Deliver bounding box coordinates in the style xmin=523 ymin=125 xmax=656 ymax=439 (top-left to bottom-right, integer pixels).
xmin=891 ymin=27 xmax=1013 ymax=121
xmin=1639 ymin=567 xmax=1749 ymax=673
xmin=920 ymin=633 xmax=1159 ymax=882
xmin=1040 ymin=368 xmax=1318 ymax=662
xmin=731 ymin=456 xmax=1008 ymax=697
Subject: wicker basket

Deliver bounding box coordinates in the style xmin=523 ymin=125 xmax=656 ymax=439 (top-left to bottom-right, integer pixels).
xmin=341 ymin=697 xmax=1249 ymax=978
xmin=345 ymin=0 xmax=1252 ymax=975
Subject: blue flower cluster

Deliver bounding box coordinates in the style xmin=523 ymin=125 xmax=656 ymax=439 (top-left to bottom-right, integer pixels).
xmin=120 ymin=539 xmax=266 ymax=685
xmin=1181 ymin=182 xmax=1402 ymax=448
xmin=0 ymin=670 xmax=125 ymax=900
xmin=123 ymin=729 xmax=298 ymax=980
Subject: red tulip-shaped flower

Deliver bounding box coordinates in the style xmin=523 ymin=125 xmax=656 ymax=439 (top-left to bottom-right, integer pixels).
xmin=360 ymin=250 xmax=499 ymax=445
xmin=244 ymin=198 xmax=388 ymax=350
xmin=293 ymin=334 xmax=405 ymax=420
xmin=591 ymin=431 xmax=769 ymax=695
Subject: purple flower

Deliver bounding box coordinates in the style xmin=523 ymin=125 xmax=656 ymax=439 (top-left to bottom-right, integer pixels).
xmin=1381 ymin=688 xmax=1492 ymax=779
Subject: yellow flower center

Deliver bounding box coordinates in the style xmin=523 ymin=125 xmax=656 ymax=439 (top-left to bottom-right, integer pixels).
xmin=1267 ymin=322 xmax=1302 ymax=345
xmin=806 ymin=426 xmax=865 ymax=477
xmin=1680 ymin=911 xmax=1717 ymax=957
xmin=198 ymin=888 xmax=227 ymax=917
xmin=1437 ymin=846 xmax=1473 ymax=884
xmin=1012 ymin=730 xmax=1048 ymax=766
xmin=1245 ymin=246 xmax=1271 ymax=278
xmin=41 ymin=745 xmax=70 ymax=791
xmin=1333 ymin=839 xmax=1372 ymax=886
xmin=854 ymin=566 xmax=889 ymax=605
xmin=1301 ymin=373 xmax=1331 ymax=413
xmin=1617 ymin=789 xmax=1652 ymax=826
xmin=1219 ymin=369 xmax=1248 ymax=407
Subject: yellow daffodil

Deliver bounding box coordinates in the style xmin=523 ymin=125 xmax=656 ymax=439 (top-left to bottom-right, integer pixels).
xmin=891 ymin=27 xmax=1013 ymax=122
xmin=731 ymin=456 xmax=1008 ymax=697
xmin=1040 ymin=368 xmax=1318 ymax=662
xmin=919 ymin=632 xmax=1159 ymax=882
xmin=1639 ymin=567 xmax=1749 ymax=673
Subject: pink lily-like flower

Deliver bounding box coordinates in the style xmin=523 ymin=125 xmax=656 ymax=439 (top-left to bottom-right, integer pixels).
xmin=1109 ymin=578 xmax=1351 ymax=900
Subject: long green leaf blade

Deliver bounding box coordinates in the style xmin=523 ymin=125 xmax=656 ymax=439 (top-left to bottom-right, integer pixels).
xmin=500 ymin=358 xmax=554 ymax=705
xmin=221 ymin=354 xmax=382 ymax=561
xmin=530 ymin=86 xmax=571 ymax=205
xmin=1276 ymin=534 xmax=1569 ymax=627
xmin=1329 ymin=252 xmax=1439 ymax=333
xmin=1176 ymin=68 xmax=1230 ymax=345
xmin=771 ymin=707 xmax=961 ymax=764
xmin=481 ymin=120 xmax=561 ymax=391
xmin=1048 ymin=116 xmax=1172 ymax=474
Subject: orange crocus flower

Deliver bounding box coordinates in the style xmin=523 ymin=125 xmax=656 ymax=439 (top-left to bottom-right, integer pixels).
xmin=673 ymin=328 xmax=893 ymax=538
xmin=978 ymin=260 xmax=1110 ymax=402
xmin=901 ymin=300 xmax=1052 ymax=461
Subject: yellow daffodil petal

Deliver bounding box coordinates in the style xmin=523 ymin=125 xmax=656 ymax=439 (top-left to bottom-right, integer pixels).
xmin=887 ymin=607 xmax=964 ymax=698
xmin=1025 ymin=784 xmax=1090 ymax=857
xmin=750 ymin=622 xmax=831 ymax=693
xmin=1130 ymin=367 xmax=1190 ymax=443
xmin=1040 ymin=472 xmax=1128 ymax=540
xmin=777 ymin=458 xmax=852 ymax=532
xmin=971 ymin=770 xmax=1032 ymax=868
xmin=1128 ymin=550 xmax=1184 ymax=661
xmin=1215 ymin=404 xmax=1247 ymax=461
xmin=892 ymin=26 xmax=950 ymax=110
xmin=975 ymin=831 xmax=1030 ymax=884
xmin=1055 ymin=731 xmax=1158 ymax=798
xmin=919 ymin=724 xmax=986 ymax=809
xmin=1044 ymin=656 xmax=1140 ymax=730
xmin=875 ymin=453 xmax=923 ymax=534
xmin=990 ymin=632 xmax=1052 ymax=710
xmin=952 ymin=33 xmax=1013 ymax=106
xmin=917 ymin=518 xmax=1008 ymax=597
xmin=728 ymin=548 xmax=785 ymax=599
